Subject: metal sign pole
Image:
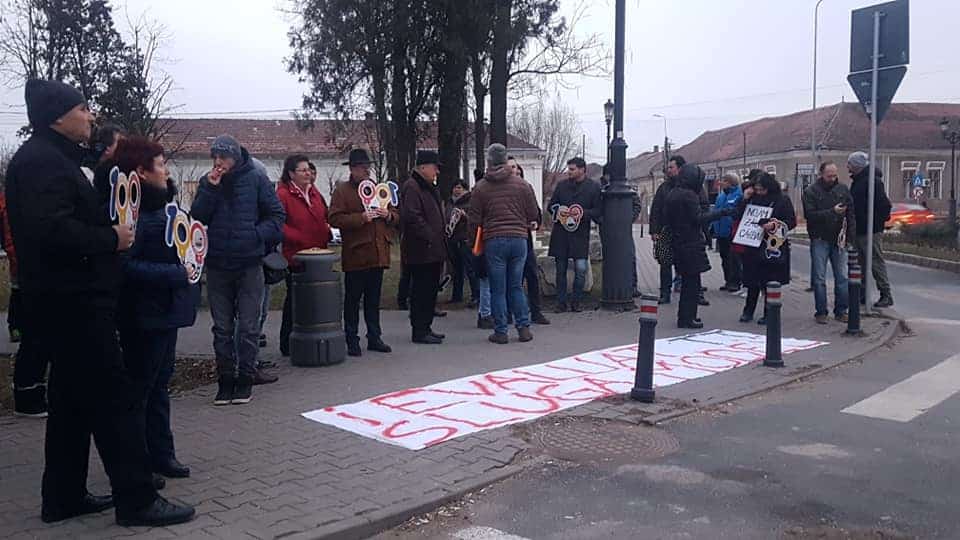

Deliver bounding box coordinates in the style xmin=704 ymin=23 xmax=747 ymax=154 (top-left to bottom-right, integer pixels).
xmin=864 ymin=9 xmax=881 ymax=314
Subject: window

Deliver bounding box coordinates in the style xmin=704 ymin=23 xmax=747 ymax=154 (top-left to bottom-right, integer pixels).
xmin=927 ymin=161 xmax=945 ymax=199
xmin=901 ymin=161 xmax=920 ymax=200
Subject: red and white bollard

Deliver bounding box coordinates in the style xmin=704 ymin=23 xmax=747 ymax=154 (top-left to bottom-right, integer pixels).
xmin=631 ymin=294 xmax=659 ymax=403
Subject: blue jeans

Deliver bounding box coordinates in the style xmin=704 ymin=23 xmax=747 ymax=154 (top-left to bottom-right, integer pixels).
xmin=810 ymin=239 xmax=849 ymax=317
xmin=485 ymin=237 xmax=531 ymax=335
xmin=555 ymin=257 xmax=588 ymax=305
xmin=478 ymin=278 xmax=492 ymax=318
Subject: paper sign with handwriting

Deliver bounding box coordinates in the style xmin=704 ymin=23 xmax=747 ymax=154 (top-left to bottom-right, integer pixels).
xmin=733 ymin=204 xmax=773 ymax=248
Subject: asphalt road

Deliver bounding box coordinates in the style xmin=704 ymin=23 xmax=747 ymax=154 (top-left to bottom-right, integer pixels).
xmin=377 ymin=258 xmax=960 ymax=540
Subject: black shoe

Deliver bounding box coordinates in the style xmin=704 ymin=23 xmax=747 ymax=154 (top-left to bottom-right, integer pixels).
xmin=155 ymin=459 xmax=190 ymax=479
xmin=252 ymin=368 xmax=278 ymax=386
xmin=488 ymin=333 xmax=509 ymax=344
xmin=757 ymin=316 xmax=766 ymax=325
xmin=555 ymin=302 xmax=568 ymax=313
xmin=434 ymin=310 xmax=448 ymax=318
xmin=739 ymin=313 xmax=753 ymax=323
xmin=428 ymin=330 xmax=446 ymax=340
xmin=678 ymin=320 xmax=705 ymax=329
xmin=658 ymin=296 xmax=671 ymax=305
xmin=532 ymin=312 xmax=551 ymax=325
xmin=13 ymin=386 xmax=48 ymax=418
xmin=413 ymin=334 xmax=443 ymax=345
xmin=477 ymin=316 xmax=495 ymax=330
xmin=347 ymin=340 xmax=362 ymax=357
xmin=116 ymin=496 xmax=196 ymax=527
xmin=570 ymin=302 xmax=583 ymax=313
xmin=368 ymin=338 xmax=392 ymax=353
xmin=153 ymin=474 xmax=166 ymax=491
xmin=632 ymin=289 xmax=642 ymax=298
xmin=213 ymin=375 xmax=234 ymax=406
xmin=258 ymin=334 xmax=267 ymax=348
xmin=698 ymin=297 xmax=710 ymax=306
xmin=231 ymin=375 xmax=253 ymax=405
xmin=42 ymin=493 xmax=114 ymax=523
xmin=874 ymin=295 xmax=894 ymax=308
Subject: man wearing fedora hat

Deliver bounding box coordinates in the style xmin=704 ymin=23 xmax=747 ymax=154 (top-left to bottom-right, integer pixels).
xmin=329 ymin=149 xmax=398 ymax=356
xmin=400 ymin=150 xmax=448 ymax=344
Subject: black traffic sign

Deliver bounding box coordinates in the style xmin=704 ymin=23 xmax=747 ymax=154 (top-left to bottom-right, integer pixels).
xmin=846 ymin=65 xmax=907 ymax=124
xmin=850 ymin=0 xmax=909 ymax=74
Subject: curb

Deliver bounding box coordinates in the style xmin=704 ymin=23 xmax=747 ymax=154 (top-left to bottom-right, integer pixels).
xmin=790 ymin=237 xmax=959 ymax=274
xmin=284 ymin=464 xmax=524 ymax=540
xmin=639 ymin=316 xmax=902 ymax=426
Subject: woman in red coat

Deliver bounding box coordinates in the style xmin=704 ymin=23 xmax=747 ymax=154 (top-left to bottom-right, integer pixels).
xmin=276 ymin=155 xmax=332 ymax=356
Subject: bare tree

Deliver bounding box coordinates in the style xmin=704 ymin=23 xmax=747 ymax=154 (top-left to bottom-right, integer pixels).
xmin=508 ymin=95 xmax=582 ymax=174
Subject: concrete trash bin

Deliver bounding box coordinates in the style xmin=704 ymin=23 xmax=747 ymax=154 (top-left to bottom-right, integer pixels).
xmin=290 ymin=248 xmax=346 ymax=367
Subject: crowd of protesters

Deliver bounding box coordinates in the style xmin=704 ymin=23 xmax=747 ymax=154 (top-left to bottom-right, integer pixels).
xmin=1 ymin=78 xmax=897 ymax=530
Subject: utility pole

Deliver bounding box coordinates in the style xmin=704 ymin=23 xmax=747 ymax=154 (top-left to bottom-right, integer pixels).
xmin=812 ymin=0 xmax=826 ymax=164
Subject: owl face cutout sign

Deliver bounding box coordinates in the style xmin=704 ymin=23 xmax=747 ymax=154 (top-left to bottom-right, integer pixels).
xmin=357 ymin=179 xmax=399 ymax=210
xmin=164 ymin=203 xmax=207 ymax=284
xmin=550 ymin=203 xmax=585 ymax=233
xmin=109 ymin=167 xmax=142 ymax=228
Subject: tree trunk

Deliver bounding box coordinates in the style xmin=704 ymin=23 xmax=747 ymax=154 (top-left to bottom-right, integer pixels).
xmin=370 ymin=62 xmax=396 ymax=181
xmin=437 ymin=52 xmax=468 ymax=200
xmin=390 ymin=24 xmax=411 ymax=179
xmin=472 ymin=55 xmax=488 ymax=174
xmin=489 ymin=0 xmax=510 ymax=145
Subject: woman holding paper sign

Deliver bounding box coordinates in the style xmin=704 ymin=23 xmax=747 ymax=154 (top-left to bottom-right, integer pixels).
xmin=115 ymin=136 xmax=201 ymax=482
xmin=665 ymin=164 xmax=736 ymax=329
xmin=735 ymin=173 xmax=797 ymax=324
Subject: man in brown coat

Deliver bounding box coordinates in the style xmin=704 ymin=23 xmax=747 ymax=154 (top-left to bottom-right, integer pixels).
xmin=400 ymin=150 xmax=448 ymax=344
xmin=468 ymin=144 xmax=540 ymax=344
xmin=328 ymin=149 xmax=399 ymax=357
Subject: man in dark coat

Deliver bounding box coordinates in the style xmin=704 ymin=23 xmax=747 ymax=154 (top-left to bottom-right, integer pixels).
xmin=444 ymin=180 xmax=478 ymax=304
xmin=400 ymin=150 xmax=448 ymax=344
xmin=803 ymin=161 xmax=856 ymax=323
xmin=190 ymin=135 xmax=285 ymax=405
xmin=6 ymin=79 xmax=194 ymax=526
xmin=848 ymin=151 xmax=894 ymax=308
xmin=650 ymin=155 xmax=685 ymax=304
xmin=548 ymin=157 xmax=602 ymax=312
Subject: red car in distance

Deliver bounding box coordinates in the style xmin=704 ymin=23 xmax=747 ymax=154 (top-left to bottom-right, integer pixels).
xmin=885 ymin=203 xmax=937 ymax=229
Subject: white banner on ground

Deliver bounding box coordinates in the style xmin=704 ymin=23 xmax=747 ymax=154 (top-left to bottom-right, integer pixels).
xmin=302 ymin=330 xmax=826 ymax=450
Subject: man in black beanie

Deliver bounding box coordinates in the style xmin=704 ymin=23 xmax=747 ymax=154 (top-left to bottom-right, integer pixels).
xmin=6 ymin=79 xmax=195 ymax=527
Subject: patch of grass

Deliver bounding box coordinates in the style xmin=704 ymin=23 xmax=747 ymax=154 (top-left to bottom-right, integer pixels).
xmin=882 ymin=240 xmax=959 ymax=262
xmin=0 ymin=357 xmax=11 ymax=414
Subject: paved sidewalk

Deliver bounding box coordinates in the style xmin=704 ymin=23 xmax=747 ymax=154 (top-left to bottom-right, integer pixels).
xmin=0 ymin=231 xmax=897 ymax=539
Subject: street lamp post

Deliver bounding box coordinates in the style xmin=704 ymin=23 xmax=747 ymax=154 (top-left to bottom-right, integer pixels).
xmin=604 ymin=99 xmax=614 ymax=163
xmin=812 ymin=0 xmax=825 ymax=164
xmin=600 ymin=0 xmax=635 ymax=311
xmin=653 ymin=113 xmax=669 ymax=162
xmin=940 ymin=118 xmax=959 ymax=226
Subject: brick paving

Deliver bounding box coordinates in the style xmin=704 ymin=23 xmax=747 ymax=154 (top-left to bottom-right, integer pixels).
xmin=0 ymin=228 xmax=896 ymax=539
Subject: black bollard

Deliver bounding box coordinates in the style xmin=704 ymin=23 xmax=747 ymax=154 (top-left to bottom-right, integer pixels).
xmin=763 ymin=281 xmax=784 ymax=368
xmin=290 ymin=248 xmax=346 ymax=367
xmin=846 ymin=248 xmax=863 ymax=336
xmin=630 ymin=294 xmax=659 ymax=403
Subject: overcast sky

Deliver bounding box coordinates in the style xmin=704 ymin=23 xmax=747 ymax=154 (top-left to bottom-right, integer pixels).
xmin=2 ymin=0 xmax=958 ymax=162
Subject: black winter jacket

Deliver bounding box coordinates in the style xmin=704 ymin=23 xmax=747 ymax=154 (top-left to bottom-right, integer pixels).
xmin=547 ymin=177 xmax=602 ymax=259
xmin=5 ymin=128 xmax=120 ymax=297
xmin=850 ymin=168 xmax=892 ymax=235
xmin=649 ymin=176 xmax=678 ymax=235
xmin=119 ymin=181 xmax=200 ymax=331
xmin=665 ymin=165 xmax=731 ymax=276
xmin=190 ymin=148 xmax=286 ymax=271
xmin=802 ymin=178 xmax=855 ymax=243
xmin=736 ymin=188 xmax=797 ymax=288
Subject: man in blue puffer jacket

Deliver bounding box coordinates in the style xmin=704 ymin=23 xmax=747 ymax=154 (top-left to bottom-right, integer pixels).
xmin=711 ymin=172 xmax=743 ymax=292
xmin=190 ymin=135 xmax=285 ymax=406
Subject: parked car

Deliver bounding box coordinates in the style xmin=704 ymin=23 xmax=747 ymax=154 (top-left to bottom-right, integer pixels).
xmin=885 ymin=203 xmax=937 ymax=229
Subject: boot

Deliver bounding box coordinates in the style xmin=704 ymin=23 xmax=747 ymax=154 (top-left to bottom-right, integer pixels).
xmin=874 ymin=292 xmax=894 ymax=308
xmin=231 ymin=375 xmax=253 ymax=405
xmin=368 ymin=337 xmax=392 ymax=353
xmin=252 ymin=368 xmax=278 ymax=386
xmin=531 ymin=311 xmax=551 ymax=325
xmin=213 ymin=375 xmax=234 ymax=406
xmin=346 ymin=338 xmax=362 ymax=357
xmin=518 ymin=326 xmax=533 ymax=343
